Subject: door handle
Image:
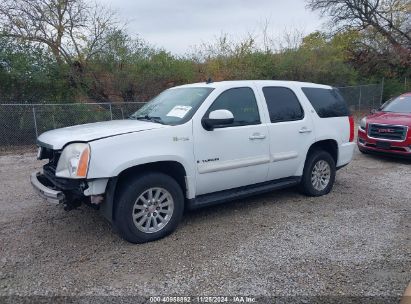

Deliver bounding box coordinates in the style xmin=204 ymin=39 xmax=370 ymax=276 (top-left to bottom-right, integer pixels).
xmin=249 ymin=133 xmax=266 ymax=140
xmin=299 ymin=127 xmax=312 ymax=134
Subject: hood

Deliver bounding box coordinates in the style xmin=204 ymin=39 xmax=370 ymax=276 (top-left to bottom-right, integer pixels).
xmin=37 ymin=120 xmax=166 ymax=150
xmin=367 ymin=111 xmax=411 ymax=127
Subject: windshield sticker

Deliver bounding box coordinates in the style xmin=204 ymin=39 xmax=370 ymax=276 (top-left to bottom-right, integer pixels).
xmin=166 ymin=106 xmax=192 ymax=118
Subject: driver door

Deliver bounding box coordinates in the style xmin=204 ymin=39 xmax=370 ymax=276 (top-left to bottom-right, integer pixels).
xmin=193 ymin=87 xmax=270 ymax=196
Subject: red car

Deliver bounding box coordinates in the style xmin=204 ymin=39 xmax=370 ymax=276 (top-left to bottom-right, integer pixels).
xmin=357 ymin=92 xmax=411 ymax=158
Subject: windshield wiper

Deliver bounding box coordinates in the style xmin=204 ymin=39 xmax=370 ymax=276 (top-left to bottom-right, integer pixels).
xmin=135 ymin=115 xmax=165 ymax=125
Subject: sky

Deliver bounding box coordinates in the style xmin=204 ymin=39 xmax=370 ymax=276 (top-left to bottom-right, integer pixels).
xmin=95 ymin=0 xmax=324 ymax=55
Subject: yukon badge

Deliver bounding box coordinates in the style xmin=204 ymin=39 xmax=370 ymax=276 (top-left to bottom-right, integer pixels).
xmin=200 ymin=158 xmax=219 ymax=163
xmin=172 ymin=136 xmax=190 ymax=142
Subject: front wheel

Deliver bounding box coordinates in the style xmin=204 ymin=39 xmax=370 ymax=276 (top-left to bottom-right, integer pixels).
xmin=299 ymin=150 xmax=336 ymax=196
xmin=114 ymin=172 xmax=184 ymax=243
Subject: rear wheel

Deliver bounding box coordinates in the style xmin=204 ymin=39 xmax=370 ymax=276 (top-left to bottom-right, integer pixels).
xmin=114 ymin=172 xmax=184 ymax=243
xmin=300 ymin=150 xmax=336 ymax=196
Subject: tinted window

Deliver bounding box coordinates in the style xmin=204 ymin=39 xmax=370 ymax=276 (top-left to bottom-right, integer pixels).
xmin=263 ymin=87 xmax=304 ymax=122
xmin=207 ymin=87 xmax=260 ymax=127
xmin=380 ymin=95 xmax=411 ymax=113
xmin=302 ymin=87 xmax=350 ymax=118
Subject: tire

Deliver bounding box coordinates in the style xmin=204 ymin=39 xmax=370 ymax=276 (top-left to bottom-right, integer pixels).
xmin=299 ymin=149 xmax=336 ymax=197
xmin=113 ymin=172 xmax=184 ymax=243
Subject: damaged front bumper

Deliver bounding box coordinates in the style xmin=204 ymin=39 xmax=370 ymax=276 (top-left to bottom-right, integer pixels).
xmin=30 ymin=170 xmax=109 ymax=207
xmin=31 ymin=170 xmax=116 ymax=222
xmin=30 ymin=171 xmax=65 ymax=204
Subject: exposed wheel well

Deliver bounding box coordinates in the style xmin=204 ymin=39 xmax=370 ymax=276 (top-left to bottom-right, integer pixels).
xmin=101 ymin=161 xmax=188 ymax=223
xmin=308 ymin=140 xmax=338 ymax=164
xmin=116 ymin=161 xmax=187 ymax=197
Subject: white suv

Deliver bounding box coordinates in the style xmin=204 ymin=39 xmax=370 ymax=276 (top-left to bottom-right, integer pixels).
xmin=31 ymin=81 xmax=356 ymax=243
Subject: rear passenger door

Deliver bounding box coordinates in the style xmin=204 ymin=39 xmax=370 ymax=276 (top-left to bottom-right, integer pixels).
xmin=258 ymin=86 xmax=315 ymax=180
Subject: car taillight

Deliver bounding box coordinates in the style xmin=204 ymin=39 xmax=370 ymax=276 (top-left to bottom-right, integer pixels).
xmin=349 ymin=116 xmax=355 ymax=142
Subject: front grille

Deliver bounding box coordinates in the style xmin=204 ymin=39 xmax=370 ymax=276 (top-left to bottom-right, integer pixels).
xmin=43 ymin=150 xmax=61 ymax=188
xmin=43 ymin=162 xmax=57 ymax=181
xmin=49 ymin=150 xmax=61 ymax=168
xmin=368 ymin=124 xmax=407 ymax=141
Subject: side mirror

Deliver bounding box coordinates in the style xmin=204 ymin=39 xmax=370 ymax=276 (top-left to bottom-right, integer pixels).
xmin=202 ymin=109 xmax=234 ymax=131
xmin=370 ymin=109 xmax=377 ymax=114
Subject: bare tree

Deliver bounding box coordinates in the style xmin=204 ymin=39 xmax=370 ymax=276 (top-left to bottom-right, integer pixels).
xmin=307 ymin=0 xmax=411 ymax=49
xmin=0 ymin=0 xmax=118 ymax=65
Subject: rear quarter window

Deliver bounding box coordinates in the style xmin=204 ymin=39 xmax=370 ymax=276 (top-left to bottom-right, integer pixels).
xmin=302 ymin=87 xmax=350 ymax=118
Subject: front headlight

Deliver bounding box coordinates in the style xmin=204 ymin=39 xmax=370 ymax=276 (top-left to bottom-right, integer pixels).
xmin=359 ymin=117 xmax=367 ymax=131
xmin=56 ymin=143 xmax=90 ymax=179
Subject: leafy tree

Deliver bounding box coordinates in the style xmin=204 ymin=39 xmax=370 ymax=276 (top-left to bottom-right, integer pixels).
xmin=0 ymin=0 xmax=118 ymax=65
xmin=307 ymin=0 xmax=411 ymax=50
xmin=0 ymin=35 xmax=73 ymax=102
xmin=307 ymin=0 xmax=410 ymax=95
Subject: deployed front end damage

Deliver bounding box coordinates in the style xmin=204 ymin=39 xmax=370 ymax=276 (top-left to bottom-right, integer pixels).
xmin=31 ymin=144 xmax=108 ymax=211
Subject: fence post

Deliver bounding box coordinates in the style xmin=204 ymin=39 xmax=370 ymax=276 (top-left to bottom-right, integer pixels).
xmin=109 ymin=103 xmax=113 ymax=120
xmin=32 ymin=106 xmax=38 ymax=138
xmin=358 ymin=86 xmax=362 ymax=111
xmin=380 ymin=78 xmax=384 ymax=105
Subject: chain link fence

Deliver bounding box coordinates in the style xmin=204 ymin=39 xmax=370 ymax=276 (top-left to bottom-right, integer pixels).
xmin=0 ymin=83 xmax=383 ymax=150
xmin=0 ymin=102 xmax=144 ymax=148
xmin=337 ymin=83 xmax=383 ymax=113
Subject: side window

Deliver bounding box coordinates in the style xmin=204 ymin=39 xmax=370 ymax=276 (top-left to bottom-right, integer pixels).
xmin=262 ymin=87 xmax=304 ymax=123
xmin=302 ymin=87 xmax=350 ymax=118
xmin=207 ymin=87 xmax=260 ymax=127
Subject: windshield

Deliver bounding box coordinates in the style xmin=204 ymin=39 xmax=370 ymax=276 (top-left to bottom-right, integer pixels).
xmin=130 ymin=87 xmax=214 ymax=125
xmin=380 ymin=95 xmax=411 ymax=113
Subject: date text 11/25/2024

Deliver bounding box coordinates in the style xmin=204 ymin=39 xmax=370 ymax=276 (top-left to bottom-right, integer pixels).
xmin=149 ymin=296 xmax=256 ymax=303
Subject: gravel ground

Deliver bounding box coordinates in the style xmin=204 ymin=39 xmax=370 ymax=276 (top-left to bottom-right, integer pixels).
xmin=0 ymin=149 xmax=410 ymax=301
